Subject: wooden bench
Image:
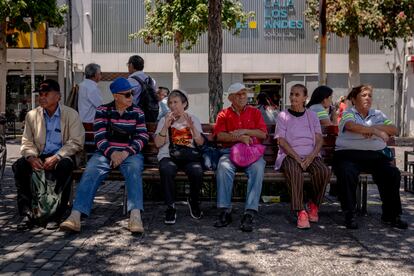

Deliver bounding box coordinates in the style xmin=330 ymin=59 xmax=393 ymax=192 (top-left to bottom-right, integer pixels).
xmin=72 ymin=123 xmax=216 ymax=215
xmin=404 ymin=149 xmax=414 ymax=193
xmin=72 ymin=123 xmax=412 ymax=216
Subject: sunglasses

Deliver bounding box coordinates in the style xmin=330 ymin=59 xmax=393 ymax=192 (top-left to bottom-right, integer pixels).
xmin=118 ymin=92 xmax=132 ymax=98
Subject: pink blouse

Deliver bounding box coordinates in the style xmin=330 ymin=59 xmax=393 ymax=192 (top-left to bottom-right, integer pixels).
xmin=274 ymin=110 xmax=322 ymax=170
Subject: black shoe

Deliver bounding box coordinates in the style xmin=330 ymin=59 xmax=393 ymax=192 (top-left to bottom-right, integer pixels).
xmin=164 ymin=206 xmax=177 ymax=225
xmin=382 ymin=216 xmax=408 ymax=230
xmin=345 ymin=212 xmax=358 ymax=230
xmin=240 ymin=214 xmax=254 ymax=232
xmin=214 ymin=210 xmax=232 ymax=228
xmin=46 ymin=221 xmax=60 ymax=230
xmin=187 ymin=198 xmax=203 ymax=220
xmin=16 ymin=216 xmax=34 ymax=231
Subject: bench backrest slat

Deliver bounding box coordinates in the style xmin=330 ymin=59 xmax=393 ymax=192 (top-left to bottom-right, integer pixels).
xmin=80 ymin=122 xmax=395 ymax=169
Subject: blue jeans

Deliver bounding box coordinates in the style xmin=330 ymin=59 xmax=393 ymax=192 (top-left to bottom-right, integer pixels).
xmin=73 ymin=152 xmax=144 ymax=216
xmin=216 ymin=151 xmax=265 ymax=212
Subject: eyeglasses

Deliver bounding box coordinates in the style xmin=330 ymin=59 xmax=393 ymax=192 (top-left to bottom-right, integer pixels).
xmin=118 ymin=92 xmax=132 ymax=98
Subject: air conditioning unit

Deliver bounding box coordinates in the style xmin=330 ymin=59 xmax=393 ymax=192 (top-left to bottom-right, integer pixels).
xmin=53 ymin=33 xmax=66 ymax=48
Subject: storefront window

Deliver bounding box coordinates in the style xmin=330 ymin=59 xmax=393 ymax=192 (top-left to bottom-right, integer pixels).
xmin=6 ymin=75 xmax=45 ymax=127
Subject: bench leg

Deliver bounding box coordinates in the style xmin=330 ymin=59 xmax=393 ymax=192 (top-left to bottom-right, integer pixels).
xmin=404 ymin=151 xmax=408 ymax=191
xmin=122 ymin=185 xmax=128 ymax=216
xmin=210 ymin=177 xmax=214 ymax=206
xmin=356 ymin=181 xmax=361 ymax=213
xmin=361 ymin=177 xmax=368 ymax=215
xmin=68 ymin=179 xmax=75 ymax=207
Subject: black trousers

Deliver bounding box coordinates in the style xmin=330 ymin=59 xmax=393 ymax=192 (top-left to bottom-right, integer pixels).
xmin=12 ymin=155 xmax=74 ymax=221
xmin=333 ymin=150 xmax=402 ymax=218
xmin=159 ymin=157 xmax=203 ymax=206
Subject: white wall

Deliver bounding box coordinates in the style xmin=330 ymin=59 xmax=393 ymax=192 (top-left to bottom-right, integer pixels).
xmin=406 ymin=62 xmax=414 ymax=136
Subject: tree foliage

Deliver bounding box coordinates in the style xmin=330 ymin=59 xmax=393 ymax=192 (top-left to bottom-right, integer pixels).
xmin=0 ymin=0 xmax=66 ymax=113
xmin=129 ymin=0 xmax=253 ymax=50
xmin=305 ymin=0 xmax=414 ymax=50
xmin=0 ymin=0 xmax=67 ymax=32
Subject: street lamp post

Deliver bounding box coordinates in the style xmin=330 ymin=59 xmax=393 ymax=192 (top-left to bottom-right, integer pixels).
xmin=23 ymin=17 xmax=35 ymax=109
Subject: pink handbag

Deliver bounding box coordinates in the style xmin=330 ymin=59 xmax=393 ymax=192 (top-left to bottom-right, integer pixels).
xmin=230 ymin=142 xmax=266 ymax=167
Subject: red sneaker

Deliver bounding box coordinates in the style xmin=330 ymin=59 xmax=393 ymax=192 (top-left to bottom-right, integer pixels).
xmin=307 ymin=201 xmax=319 ymax=223
xmin=297 ymin=210 xmax=310 ymax=229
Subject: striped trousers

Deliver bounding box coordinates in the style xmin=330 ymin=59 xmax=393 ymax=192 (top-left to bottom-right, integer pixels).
xmin=281 ymin=156 xmax=331 ymax=211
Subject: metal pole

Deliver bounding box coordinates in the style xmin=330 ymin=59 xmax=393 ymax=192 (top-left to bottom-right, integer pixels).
xmin=23 ymin=17 xmax=35 ymax=109
xmin=393 ymin=49 xmax=400 ymax=131
xmin=30 ymin=29 xmax=35 ymax=109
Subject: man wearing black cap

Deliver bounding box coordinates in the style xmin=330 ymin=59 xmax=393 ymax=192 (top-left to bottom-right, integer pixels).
xmin=13 ymin=79 xmax=84 ymax=230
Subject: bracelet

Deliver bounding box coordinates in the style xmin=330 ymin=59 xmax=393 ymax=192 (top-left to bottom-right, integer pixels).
xmin=158 ymin=132 xmax=167 ymax=137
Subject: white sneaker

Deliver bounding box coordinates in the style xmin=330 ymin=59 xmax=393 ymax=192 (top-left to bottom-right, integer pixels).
xmin=129 ymin=209 xmax=144 ymax=233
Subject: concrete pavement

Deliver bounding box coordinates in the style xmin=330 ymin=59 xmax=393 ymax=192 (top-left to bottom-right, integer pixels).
xmin=1 ymin=141 xmax=414 ymax=275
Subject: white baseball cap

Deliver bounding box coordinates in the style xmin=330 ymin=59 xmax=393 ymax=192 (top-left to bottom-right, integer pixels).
xmin=227 ymin=83 xmax=246 ymax=95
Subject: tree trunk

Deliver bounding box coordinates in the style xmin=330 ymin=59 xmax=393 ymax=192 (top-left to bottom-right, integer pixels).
xmin=0 ymin=20 xmax=7 ymax=114
xmin=208 ymin=0 xmax=223 ymax=123
xmin=348 ymin=34 xmax=360 ymax=88
xmin=172 ymin=32 xmax=181 ymax=89
xmin=318 ymin=0 xmax=327 ymax=85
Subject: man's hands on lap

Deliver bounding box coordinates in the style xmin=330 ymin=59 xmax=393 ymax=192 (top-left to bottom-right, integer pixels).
xmin=229 ymin=130 xmax=251 ymax=145
xmin=43 ymin=155 xmax=60 ymax=170
xmin=27 ymin=156 xmax=44 ymax=171
xmin=110 ymin=151 xmax=129 ymax=168
xmin=230 ymin=129 xmax=249 ymax=139
xmin=239 ymin=135 xmax=251 ymax=145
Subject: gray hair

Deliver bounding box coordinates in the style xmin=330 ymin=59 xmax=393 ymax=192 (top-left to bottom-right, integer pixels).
xmin=168 ymin=89 xmax=189 ymax=110
xmin=85 ymin=63 xmax=101 ymax=79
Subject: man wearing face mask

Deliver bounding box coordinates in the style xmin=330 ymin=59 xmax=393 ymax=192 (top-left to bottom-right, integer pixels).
xmin=60 ymin=77 xmax=149 ymax=234
xmin=213 ymin=83 xmax=268 ymax=232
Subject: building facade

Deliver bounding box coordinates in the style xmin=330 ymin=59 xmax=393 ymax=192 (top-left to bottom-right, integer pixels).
xmin=4 ymin=0 xmax=70 ymax=129
xmin=70 ymin=0 xmax=400 ymax=124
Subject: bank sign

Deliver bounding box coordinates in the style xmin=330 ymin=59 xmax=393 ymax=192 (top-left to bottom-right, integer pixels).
xmin=237 ymin=0 xmax=305 ymax=39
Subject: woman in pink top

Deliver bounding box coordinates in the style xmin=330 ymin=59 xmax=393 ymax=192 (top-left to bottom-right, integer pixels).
xmin=274 ymin=84 xmax=331 ymax=229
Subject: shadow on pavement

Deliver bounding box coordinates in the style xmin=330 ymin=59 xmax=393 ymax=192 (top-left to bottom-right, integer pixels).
xmin=1 ymin=156 xmax=414 ymax=274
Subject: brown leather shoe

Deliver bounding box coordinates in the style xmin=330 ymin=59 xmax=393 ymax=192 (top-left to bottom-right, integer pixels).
xmin=59 ymin=217 xmax=81 ymax=233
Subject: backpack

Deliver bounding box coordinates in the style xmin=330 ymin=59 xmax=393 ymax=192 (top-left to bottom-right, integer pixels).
xmin=130 ymin=75 xmax=159 ymax=122
xmin=65 ymin=84 xmax=79 ymax=111
xmin=30 ymin=170 xmax=61 ymax=225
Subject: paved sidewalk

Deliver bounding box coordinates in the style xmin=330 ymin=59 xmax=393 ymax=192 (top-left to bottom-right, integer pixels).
xmin=1 ymin=142 xmax=414 ymax=275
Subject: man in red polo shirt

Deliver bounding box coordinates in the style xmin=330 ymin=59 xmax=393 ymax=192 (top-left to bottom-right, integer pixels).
xmin=213 ymin=83 xmax=267 ymax=232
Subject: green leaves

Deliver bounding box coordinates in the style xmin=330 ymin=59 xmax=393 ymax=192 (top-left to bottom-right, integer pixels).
xmin=305 ymin=0 xmax=414 ymax=50
xmin=130 ymin=0 xmax=253 ymax=50
xmin=0 ymin=0 xmax=66 ymax=51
